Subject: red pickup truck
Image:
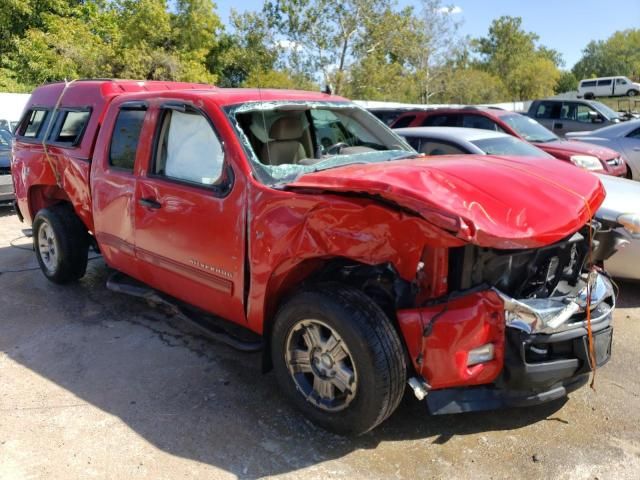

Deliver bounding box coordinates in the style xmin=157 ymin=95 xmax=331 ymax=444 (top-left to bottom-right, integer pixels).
xmin=12 ymin=80 xmax=617 ymax=435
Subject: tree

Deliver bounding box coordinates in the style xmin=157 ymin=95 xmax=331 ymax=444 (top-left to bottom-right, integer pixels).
xmin=263 ymin=0 xmax=392 ymax=94
xmin=435 ymin=68 xmax=507 ymax=104
xmin=242 ymin=68 xmax=317 ymax=90
xmin=473 ymin=16 xmax=562 ymax=100
xmin=410 ymin=0 xmax=467 ymax=103
xmin=555 ymin=71 xmax=578 ymax=94
xmin=572 ymin=29 xmax=640 ymax=80
xmin=208 ymin=10 xmax=280 ymax=87
xmin=0 ymin=0 xmax=221 ymax=90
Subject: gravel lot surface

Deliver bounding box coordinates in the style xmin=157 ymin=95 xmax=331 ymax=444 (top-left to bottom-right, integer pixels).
xmin=1 ymin=207 xmax=639 ymax=479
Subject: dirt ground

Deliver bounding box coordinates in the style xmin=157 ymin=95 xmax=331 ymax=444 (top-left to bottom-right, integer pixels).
xmin=1 ymin=207 xmax=639 ymax=480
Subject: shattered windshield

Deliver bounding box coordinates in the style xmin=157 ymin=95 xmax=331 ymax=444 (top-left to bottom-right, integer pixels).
xmin=225 ymin=101 xmax=415 ymax=185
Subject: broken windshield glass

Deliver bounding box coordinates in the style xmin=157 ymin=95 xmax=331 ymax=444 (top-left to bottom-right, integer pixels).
xmin=224 ymin=101 xmax=416 ymax=185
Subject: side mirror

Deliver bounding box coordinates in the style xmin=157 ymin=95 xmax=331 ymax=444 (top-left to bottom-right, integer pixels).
xmin=589 ymin=111 xmax=603 ymax=123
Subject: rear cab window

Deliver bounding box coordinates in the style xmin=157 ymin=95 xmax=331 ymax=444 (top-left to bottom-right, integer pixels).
xmin=109 ymin=106 xmax=147 ymax=172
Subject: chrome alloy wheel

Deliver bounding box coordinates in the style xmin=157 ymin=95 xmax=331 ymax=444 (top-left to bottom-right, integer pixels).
xmin=38 ymin=222 xmax=59 ymax=273
xmin=285 ymin=319 xmax=358 ymax=412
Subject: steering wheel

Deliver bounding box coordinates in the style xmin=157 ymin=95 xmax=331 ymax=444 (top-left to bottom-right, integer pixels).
xmin=325 ymin=142 xmax=349 ymax=155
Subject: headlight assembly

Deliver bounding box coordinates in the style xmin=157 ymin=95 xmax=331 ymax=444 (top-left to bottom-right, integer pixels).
xmin=570 ymin=155 xmax=603 ymax=171
xmin=618 ymin=213 xmax=640 ymax=238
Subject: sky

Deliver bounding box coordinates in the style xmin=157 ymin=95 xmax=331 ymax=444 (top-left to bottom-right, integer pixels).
xmin=214 ymin=0 xmax=640 ymax=69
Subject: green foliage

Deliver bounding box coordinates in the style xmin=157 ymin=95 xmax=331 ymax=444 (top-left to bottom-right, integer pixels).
xmin=555 ymin=71 xmax=578 ymax=94
xmin=243 ymin=69 xmax=318 ymax=90
xmin=207 ymin=10 xmax=279 ymax=87
xmin=0 ymin=0 xmax=219 ymax=91
xmin=572 ymin=29 xmax=640 ymax=80
xmin=0 ymin=0 xmax=633 ymax=107
xmin=473 ymin=16 xmax=562 ymax=100
xmin=435 ymin=68 xmax=508 ymax=104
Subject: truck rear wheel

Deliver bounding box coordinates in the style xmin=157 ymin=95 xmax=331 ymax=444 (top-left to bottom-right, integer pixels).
xmin=33 ymin=205 xmax=89 ymax=284
xmin=271 ymin=283 xmax=406 ymax=435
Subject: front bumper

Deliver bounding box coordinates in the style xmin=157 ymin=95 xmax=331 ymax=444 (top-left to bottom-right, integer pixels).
xmin=398 ymin=272 xmax=615 ymax=415
xmin=426 ymin=320 xmax=612 ymax=415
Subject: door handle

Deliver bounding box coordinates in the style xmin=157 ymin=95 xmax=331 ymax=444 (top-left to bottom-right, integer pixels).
xmin=138 ymin=197 xmax=161 ymax=209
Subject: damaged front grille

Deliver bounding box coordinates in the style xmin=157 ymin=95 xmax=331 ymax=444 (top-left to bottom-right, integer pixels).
xmin=448 ymin=227 xmax=591 ymax=299
xmin=447 ymin=223 xmax=616 ymax=334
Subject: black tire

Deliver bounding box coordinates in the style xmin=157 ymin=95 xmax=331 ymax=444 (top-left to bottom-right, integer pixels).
xmin=33 ymin=204 xmax=89 ymax=284
xmin=271 ymin=283 xmax=406 ymax=435
xmin=628 ymin=90 xmax=638 ymax=97
xmin=585 ymin=92 xmax=595 ymax=100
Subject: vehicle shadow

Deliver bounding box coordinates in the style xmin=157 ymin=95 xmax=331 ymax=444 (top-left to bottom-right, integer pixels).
xmin=0 ymin=204 xmax=16 ymax=218
xmin=0 ymin=244 xmax=571 ymax=479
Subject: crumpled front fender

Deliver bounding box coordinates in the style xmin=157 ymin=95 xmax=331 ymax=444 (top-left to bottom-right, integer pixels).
xmin=398 ymin=291 xmax=506 ymax=390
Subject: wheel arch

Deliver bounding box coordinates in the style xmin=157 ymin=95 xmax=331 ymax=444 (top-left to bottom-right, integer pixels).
xmin=27 ymin=184 xmax=72 ymax=224
xmin=260 ymin=256 xmax=414 ymax=372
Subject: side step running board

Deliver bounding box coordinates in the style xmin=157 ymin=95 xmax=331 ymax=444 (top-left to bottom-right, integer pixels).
xmin=106 ymin=271 xmax=263 ymax=353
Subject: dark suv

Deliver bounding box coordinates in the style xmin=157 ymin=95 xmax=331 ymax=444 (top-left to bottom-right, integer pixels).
xmin=390 ymin=107 xmax=629 ymax=177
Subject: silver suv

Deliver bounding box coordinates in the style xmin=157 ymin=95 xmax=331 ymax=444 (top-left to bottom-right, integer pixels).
xmin=527 ymin=99 xmax=623 ymax=135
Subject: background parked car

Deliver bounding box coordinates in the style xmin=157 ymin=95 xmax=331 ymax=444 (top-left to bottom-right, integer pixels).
xmin=578 ymin=76 xmax=640 ymax=99
xmin=394 ymin=126 xmax=555 ymax=158
xmin=566 ymin=120 xmax=640 ymax=180
xmin=0 ymin=128 xmax=14 ymax=205
xmin=595 ymin=174 xmax=640 ymax=280
xmin=527 ymin=98 xmax=624 ymax=135
xmin=394 ymin=126 xmax=640 ymax=280
xmin=390 ymin=107 xmax=628 ymax=176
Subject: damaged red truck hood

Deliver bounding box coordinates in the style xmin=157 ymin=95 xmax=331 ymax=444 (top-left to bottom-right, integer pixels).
xmin=286 ymin=155 xmax=606 ymax=249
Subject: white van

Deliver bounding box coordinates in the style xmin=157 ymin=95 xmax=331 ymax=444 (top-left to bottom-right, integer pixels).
xmin=578 ymin=76 xmax=640 ymax=99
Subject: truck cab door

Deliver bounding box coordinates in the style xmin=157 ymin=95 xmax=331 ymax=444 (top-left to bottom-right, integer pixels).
xmin=92 ymin=102 xmax=148 ymax=271
xmin=133 ymin=102 xmax=247 ymax=325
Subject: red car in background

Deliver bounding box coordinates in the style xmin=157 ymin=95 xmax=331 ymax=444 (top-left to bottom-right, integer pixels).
xmin=390 ymin=107 xmax=629 ymax=177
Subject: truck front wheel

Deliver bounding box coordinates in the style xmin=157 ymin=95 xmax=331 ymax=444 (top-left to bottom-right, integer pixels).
xmin=33 ymin=205 xmax=89 ymax=284
xmin=271 ymin=284 xmax=406 ymax=435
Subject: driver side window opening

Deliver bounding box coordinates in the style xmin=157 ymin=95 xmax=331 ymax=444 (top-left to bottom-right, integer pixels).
xmin=153 ymin=108 xmax=224 ymax=186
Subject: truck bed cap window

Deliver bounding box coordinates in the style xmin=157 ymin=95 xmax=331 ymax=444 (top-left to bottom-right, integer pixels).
xmin=50 ymin=110 xmax=91 ymax=145
xmin=19 ymin=109 xmax=50 ymax=139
